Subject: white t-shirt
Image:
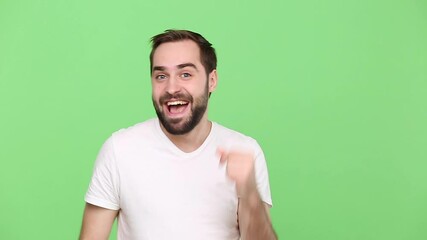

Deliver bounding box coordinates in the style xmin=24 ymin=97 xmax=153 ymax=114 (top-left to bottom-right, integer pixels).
xmin=85 ymin=118 xmax=272 ymax=240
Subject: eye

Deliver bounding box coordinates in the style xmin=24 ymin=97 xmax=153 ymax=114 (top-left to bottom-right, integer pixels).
xmin=180 ymin=72 xmax=192 ymax=79
xmin=155 ymin=74 xmax=167 ymax=80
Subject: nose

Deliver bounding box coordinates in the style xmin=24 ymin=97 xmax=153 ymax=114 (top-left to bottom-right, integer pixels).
xmin=165 ymin=76 xmax=181 ymax=95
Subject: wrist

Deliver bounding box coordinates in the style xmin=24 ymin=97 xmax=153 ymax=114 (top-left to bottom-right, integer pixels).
xmin=238 ymin=188 xmax=262 ymax=208
xmin=236 ymin=173 xmax=257 ymax=198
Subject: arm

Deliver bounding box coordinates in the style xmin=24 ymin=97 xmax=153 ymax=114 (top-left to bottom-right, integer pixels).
xmin=218 ymin=149 xmax=277 ymax=240
xmin=238 ymin=193 xmax=277 ymax=240
xmin=79 ymin=203 xmax=118 ymax=240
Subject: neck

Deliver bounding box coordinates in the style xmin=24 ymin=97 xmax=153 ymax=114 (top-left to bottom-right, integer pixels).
xmin=160 ymin=116 xmax=212 ymax=153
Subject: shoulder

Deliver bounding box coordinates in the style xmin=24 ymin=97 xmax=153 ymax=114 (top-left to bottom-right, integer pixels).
xmin=213 ymin=122 xmax=260 ymax=149
xmin=109 ymin=118 xmax=159 ymax=146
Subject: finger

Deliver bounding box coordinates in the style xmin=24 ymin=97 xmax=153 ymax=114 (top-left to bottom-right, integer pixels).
xmin=216 ymin=147 xmax=224 ymax=157
xmin=217 ymin=147 xmax=228 ymax=165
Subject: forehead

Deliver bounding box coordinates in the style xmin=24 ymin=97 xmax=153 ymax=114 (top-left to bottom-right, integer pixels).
xmin=152 ymin=40 xmax=202 ymax=69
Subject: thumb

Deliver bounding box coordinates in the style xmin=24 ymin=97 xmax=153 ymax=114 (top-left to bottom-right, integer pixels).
xmin=217 ymin=147 xmax=227 ymax=165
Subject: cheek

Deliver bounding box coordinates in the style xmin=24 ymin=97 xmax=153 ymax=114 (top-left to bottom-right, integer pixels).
xmin=190 ymin=81 xmax=209 ymax=94
xmin=151 ymin=85 xmax=163 ymax=99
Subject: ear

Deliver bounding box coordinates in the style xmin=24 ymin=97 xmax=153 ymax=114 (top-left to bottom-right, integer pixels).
xmin=208 ymin=69 xmax=218 ymax=93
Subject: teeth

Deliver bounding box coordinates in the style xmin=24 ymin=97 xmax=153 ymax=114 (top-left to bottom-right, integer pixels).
xmin=167 ymin=101 xmax=187 ymax=106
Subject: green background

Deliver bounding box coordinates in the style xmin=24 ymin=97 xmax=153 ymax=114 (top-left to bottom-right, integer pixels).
xmin=1 ymin=0 xmax=426 ymax=239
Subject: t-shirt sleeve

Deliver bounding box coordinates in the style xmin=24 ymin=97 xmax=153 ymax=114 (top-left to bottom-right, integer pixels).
xmin=85 ymin=136 xmax=120 ymax=210
xmin=253 ymin=140 xmax=273 ymax=207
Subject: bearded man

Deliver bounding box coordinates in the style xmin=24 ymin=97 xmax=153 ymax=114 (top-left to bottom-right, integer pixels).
xmin=80 ymin=29 xmax=277 ymax=240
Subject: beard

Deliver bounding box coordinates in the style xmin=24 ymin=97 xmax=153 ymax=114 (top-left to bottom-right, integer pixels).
xmin=152 ymin=83 xmax=209 ymax=135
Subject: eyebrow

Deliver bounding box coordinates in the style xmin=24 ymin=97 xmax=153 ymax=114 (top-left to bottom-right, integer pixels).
xmin=177 ymin=63 xmax=198 ymax=70
xmin=152 ymin=63 xmax=198 ymax=73
xmin=152 ymin=66 xmax=166 ymax=72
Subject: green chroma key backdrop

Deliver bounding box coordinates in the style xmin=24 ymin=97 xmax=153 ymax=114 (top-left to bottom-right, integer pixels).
xmin=1 ymin=0 xmax=426 ymax=239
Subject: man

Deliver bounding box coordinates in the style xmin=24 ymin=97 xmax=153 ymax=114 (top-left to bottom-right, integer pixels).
xmin=80 ymin=29 xmax=277 ymax=240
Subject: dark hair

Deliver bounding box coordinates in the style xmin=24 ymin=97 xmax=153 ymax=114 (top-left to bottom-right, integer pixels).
xmin=149 ymin=29 xmax=217 ymax=75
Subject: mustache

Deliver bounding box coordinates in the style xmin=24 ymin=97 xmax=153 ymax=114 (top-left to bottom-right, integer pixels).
xmin=159 ymin=92 xmax=193 ymax=104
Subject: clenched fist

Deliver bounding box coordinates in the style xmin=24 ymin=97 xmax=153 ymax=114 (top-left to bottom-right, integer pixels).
xmin=217 ymin=148 xmax=257 ymax=198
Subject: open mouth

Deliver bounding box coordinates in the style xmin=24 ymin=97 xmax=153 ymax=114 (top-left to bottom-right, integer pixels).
xmin=166 ymin=100 xmax=189 ymax=115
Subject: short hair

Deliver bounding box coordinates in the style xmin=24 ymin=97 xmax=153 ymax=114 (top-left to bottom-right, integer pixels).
xmin=149 ymin=29 xmax=217 ymax=75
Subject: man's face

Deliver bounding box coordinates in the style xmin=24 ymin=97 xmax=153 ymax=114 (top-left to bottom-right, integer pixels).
xmin=151 ymin=40 xmax=217 ymax=135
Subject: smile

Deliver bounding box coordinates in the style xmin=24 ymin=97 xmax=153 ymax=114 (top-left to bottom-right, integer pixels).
xmin=165 ymin=100 xmax=190 ymax=115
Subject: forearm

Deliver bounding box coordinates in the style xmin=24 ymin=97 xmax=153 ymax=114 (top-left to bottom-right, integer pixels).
xmin=238 ymin=190 xmax=277 ymax=240
xmin=218 ymin=148 xmax=276 ymax=239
